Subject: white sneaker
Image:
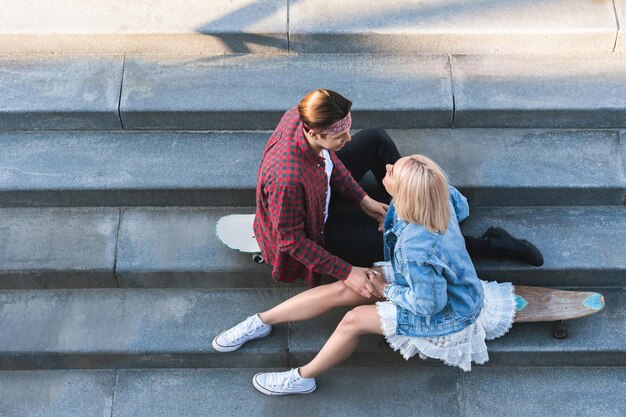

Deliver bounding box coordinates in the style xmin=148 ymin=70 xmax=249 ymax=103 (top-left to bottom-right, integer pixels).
xmin=253 ymin=368 xmax=316 ymax=396
xmin=212 ymin=314 xmax=272 ymax=352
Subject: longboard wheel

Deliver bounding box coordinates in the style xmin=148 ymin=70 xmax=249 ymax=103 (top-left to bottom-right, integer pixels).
xmin=252 ymin=254 xmax=265 ymax=264
xmin=551 ymin=321 xmax=568 ymax=340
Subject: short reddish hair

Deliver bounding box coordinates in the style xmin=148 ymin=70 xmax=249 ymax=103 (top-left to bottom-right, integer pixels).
xmin=298 ymin=89 xmax=352 ymax=130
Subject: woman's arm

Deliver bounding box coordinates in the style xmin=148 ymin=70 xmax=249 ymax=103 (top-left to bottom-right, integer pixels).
xmin=383 ymin=261 xmax=448 ymax=316
xmin=449 ymin=186 xmax=470 ymax=222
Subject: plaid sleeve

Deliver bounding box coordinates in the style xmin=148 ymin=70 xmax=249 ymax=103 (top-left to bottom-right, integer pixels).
xmin=330 ymin=159 xmax=367 ymax=205
xmin=268 ymin=181 xmax=352 ymax=280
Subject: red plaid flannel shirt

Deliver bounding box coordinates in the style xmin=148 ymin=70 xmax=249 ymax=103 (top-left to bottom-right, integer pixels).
xmin=253 ymin=106 xmax=367 ymax=286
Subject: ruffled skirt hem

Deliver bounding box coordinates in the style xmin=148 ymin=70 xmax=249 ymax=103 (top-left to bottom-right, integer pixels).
xmin=376 ymin=280 xmax=516 ymax=372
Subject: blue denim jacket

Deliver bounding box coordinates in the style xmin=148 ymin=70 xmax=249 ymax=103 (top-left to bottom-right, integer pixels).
xmin=382 ymin=187 xmax=484 ymax=338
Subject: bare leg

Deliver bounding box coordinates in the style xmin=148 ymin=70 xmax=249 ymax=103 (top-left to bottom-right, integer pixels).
xmin=259 ymin=281 xmax=379 ymax=326
xmin=299 ymin=305 xmax=382 ymax=378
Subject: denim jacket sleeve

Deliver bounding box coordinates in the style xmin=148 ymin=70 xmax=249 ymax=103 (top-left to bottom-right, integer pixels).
xmin=384 ymin=260 xmax=448 ymax=316
xmin=449 ymin=186 xmax=470 ymax=222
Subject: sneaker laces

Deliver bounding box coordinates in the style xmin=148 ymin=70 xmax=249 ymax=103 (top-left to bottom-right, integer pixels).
xmin=224 ymin=316 xmax=260 ymax=342
xmin=266 ymin=369 xmax=300 ymax=393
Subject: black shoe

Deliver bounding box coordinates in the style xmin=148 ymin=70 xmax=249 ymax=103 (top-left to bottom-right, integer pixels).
xmin=481 ymin=226 xmax=544 ymax=267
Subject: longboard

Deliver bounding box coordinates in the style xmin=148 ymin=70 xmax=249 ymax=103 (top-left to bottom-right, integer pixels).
xmin=513 ymin=285 xmax=604 ymax=322
xmin=216 ymin=214 xmax=264 ymax=263
xmin=217 ymin=214 xmax=605 ymax=323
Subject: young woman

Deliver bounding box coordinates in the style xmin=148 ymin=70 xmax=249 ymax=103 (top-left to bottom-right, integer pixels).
xmin=213 ymin=155 xmax=516 ymax=395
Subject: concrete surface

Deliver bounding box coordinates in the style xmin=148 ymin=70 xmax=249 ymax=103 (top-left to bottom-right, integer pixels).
xmin=5 ymin=54 xmax=626 ymax=130
xmin=0 ymin=129 xmax=622 ymax=208
xmin=0 ymin=205 xmax=623 ymax=289
xmin=0 ymin=208 xmax=119 ymax=288
xmin=0 ymin=288 xmax=289 ymax=369
xmin=3 ymin=367 xmax=623 ymax=417
xmin=0 ymin=131 xmax=266 ymax=207
xmin=0 ymin=287 xmax=621 ymax=370
xmin=0 ymin=0 xmax=619 ymax=55
xmin=117 ymin=205 xmax=626 ymax=289
xmin=0 ymin=370 xmax=116 ymax=417
xmin=452 ymin=54 xmax=626 ymax=128
xmin=290 ymin=0 xmax=618 ymax=54
xmin=0 ymin=0 xmax=288 ymax=54
xmin=120 ymin=54 xmax=453 ymax=130
xmin=461 ymin=206 xmax=626 ymax=287
xmin=390 ymin=129 xmax=626 ymax=206
xmin=112 ymin=367 xmax=461 ymax=417
xmin=0 ymin=55 xmax=123 ymax=130
xmin=463 ymin=367 xmax=626 ymax=417
xmin=116 ymin=207 xmax=273 ymax=288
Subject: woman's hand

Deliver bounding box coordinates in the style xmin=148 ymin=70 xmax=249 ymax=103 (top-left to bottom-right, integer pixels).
xmin=359 ymin=196 xmax=389 ymax=232
xmin=366 ymin=269 xmax=387 ymax=296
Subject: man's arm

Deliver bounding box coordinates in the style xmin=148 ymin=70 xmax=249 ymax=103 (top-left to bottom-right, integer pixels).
xmin=268 ymin=181 xmax=352 ymax=279
xmin=268 ymin=182 xmax=379 ymax=297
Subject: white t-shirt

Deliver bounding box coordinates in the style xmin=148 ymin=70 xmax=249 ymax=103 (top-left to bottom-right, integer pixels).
xmin=322 ymin=149 xmax=333 ymax=223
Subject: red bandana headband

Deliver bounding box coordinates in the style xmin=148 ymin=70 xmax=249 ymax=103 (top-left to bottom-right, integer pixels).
xmin=304 ymin=112 xmax=352 ymax=134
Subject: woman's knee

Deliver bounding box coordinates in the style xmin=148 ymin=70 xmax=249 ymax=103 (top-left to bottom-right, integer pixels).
xmin=337 ymin=306 xmax=370 ymax=333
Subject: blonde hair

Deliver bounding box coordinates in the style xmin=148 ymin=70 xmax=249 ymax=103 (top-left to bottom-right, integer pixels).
xmin=393 ymin=155 xmax=450 ymax=234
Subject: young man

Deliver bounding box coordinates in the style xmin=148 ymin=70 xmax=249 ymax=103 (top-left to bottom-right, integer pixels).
xmin=253 ymin=89 xmax=393 ymax=299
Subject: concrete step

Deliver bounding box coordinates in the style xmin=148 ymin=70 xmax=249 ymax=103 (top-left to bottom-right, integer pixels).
xmin=119 ymin=53 xmax=626 ymax=130
xmin=0 ymin=208 xmax=120 ymax=289
xmin=119 ymin=54 xmax=452 ymax=130
xmin=0 ymin=287 xmax=622 ymax=371
xmin=5 ymin=54 xmax=626 ymax=130
xmin=451 ymin=54 xmax=626 ymax=128
xmin=0 ymin=0 xmax=620 ymax=55
xmin=0 ymin=206 xmax=623 ymax=289
xmin=0 ymin=129 xmax=623 ymax=207
xmin=1 ymin=367 xmax=624 ymax=417
xmin=0 ymin=55 xmax=123 ymax=130
xmin=290 ymin=0 xmax=620 ymax=55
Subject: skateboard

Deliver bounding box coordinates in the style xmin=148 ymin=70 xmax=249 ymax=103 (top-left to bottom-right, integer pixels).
xmin=217 ymin=214 xmax=605 ymax=327
xmin=216 ymin=214 xmax=264 ymax=263
xmin=513 ymin=285 xmax=604 ymax=322
xmin=513 ymin=285 xmax=604 ymax=339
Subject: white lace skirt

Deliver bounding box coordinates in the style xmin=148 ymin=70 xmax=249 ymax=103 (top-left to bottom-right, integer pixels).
xmin=376 ymin=280 xmax=516 ymax=372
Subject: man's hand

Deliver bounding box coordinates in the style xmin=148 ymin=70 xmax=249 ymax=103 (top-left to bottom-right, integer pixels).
xmin=344 ymin=266 xmax=382 ymax=298
xmin=359 ymin=196 xmax=389 ymax=232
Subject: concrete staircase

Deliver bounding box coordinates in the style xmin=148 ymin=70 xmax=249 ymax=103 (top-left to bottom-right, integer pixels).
xmin=1 ymin=2 xmax=626 ymax=416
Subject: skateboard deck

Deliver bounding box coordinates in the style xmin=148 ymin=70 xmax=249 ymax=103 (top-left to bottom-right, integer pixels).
xmin=513 ymin=285 xmax=604 ymax=322
xmin=216 ymin=214 xmax=263 ymax=262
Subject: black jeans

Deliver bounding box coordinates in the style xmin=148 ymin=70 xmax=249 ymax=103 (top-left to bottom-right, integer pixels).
xmin=325 ymin=128 xmax=401 ymax=267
